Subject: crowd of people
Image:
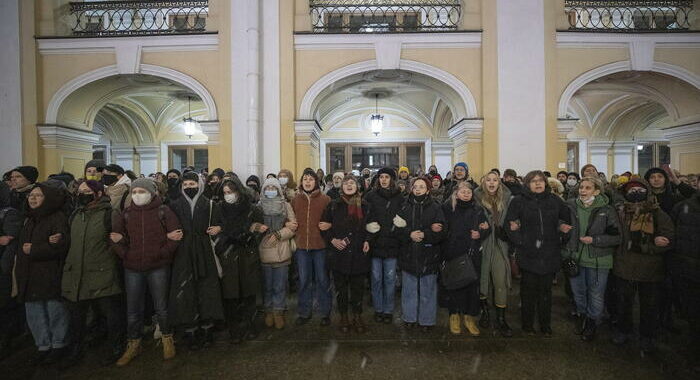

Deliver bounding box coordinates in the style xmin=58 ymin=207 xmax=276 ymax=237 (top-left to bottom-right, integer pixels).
xmin=0 ymin=159 xmax=698 ymax=370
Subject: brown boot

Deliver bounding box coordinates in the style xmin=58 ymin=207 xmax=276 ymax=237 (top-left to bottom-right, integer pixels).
xmin=273 ymin=312 xmax=285 ymax=330
xmin=162 ymin=334 xmax=176 ymax=360
xmin=338 ymin=314 xmax=350 ymax=333
xmin=353 ymin=314 xmax=366 ymax=334
xmin=116 ymin=339 xmax=141 ymax=367
xmin=464 ymin=315 xmax=481 ymax=336
xmin=264 ymin=312 xmax=274 ymax=328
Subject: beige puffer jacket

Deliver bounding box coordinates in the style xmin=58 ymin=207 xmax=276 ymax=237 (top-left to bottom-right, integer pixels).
xmin=259 ymin=202 xmax=296 ymax=266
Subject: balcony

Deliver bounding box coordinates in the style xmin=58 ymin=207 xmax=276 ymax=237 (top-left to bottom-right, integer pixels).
xmin=565 ymin=0 xmax=695 ymax=32
xmin=309 ymin=0 xmax=462 ymax=33
xmin=69 ymin=0 xmax=209 ymax=36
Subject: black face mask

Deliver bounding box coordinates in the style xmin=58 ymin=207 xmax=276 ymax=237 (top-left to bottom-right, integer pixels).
xmin=625 ymin=191 xmax=647 ymax=203
xmin=429 ymin=169 xmax=437 ymax=175
xmin=248 ymin=184 xmax=260 ymax=193
xmin=102 ymin=174 xmax=117 ymax=186
xmin=77 ymin=193 xmax=94 ymax=206
xmin=184 ymin=187 xmax=199 ymax=199
xmin=167 ymin=178 xmax=179 ymax=188
xmin=363 ymin=173 xmax=370 ymax=178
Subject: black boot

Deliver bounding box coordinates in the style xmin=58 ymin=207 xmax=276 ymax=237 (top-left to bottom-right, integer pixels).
xmin=58 ymin=344 xmax=83 ymax=370
xmin=479 ymin=299 xmax=490 ymax=329
xmin=581 ymin=318 xmax=597 ymax=341
xmin=495 ymin=307 xmax=513 ymax=338
xmin=184 ymin=329 xmax=201 ymax=351
xmin=200 ymin=326 xmax=214 ymax=348
xmin=574 ymin=315 xmax=586 ymax=335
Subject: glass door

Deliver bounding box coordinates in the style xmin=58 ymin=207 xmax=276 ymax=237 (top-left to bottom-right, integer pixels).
xmin=168 ymin=145 xmax=208 ymax=171
xmin=326 ymin=143 xmax=424 ymax=174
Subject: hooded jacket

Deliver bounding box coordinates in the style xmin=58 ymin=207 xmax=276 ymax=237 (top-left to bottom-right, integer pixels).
xmin=671 ymin=192 xmax=700 ymax=279
xmin=16 ymin=184 xmax=70 ymax=302
xmin=364 ymin=186 xmax=405 ymax=259
xmin=394 ymin=194 xmax=446 ymax=276
xmin=291 ymin=189 xmax=330 ymax=250
xmin=563 ymin=194 xmax=621 ymax=269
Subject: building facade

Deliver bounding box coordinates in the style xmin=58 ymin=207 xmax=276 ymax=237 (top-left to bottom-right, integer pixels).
xmin=1 ymin=0 xmax=699 ymax=179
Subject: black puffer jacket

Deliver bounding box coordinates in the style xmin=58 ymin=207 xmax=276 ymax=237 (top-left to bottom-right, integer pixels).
xmin=505 ymin=188 xmax=570 ymax=275
xmin=394 ymin=194 xmax=446 ymax=276
xmin=365 ymin=187 xmax=404 ymax=259
xmin=441 ymin=199 xmax=490 ymax=262
xmin=671 ymin=192 xmax=700 ymax=279
xmin=321 ymin=197 xmax=370 ymax=275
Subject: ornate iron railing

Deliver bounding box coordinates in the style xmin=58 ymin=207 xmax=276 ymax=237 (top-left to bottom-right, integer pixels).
xmin=70 ymin=1 xmax=208 ymax=36
xmin=565 ymin=0 xmax=694 ymax=31
xmin=309 ymin=0 xmax=461 ymax=33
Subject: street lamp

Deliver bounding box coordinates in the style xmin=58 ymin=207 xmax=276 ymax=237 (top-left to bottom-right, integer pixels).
xmin=371 ymin=93 xmax=383 ymax=136
xmin=183 ymin=96 xmax=199 ymax=139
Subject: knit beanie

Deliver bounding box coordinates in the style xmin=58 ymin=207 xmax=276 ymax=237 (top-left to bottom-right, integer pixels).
xmin=12 ymin=166 xmax=39 ymax=184
xmin=131 ymin=178 xmax=157 ymax=195
xmin=84 ymin=179 xmax=104 ymax=195
xmin=454 ymin=162 xmax=468 ymax=172
xmin=377 ymin=167 xmax=396 ymax=179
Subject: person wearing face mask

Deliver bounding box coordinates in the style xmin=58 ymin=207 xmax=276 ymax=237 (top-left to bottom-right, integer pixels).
xmin=111 ymin=178 xmax=182 ymax=366
xmin=361 ymin=168 xmax=371 ymax=180
xmin=321 ymin=175 xmax=371 ymax=333
xmin=102 ymin=164 xmax=132 ymax=211
xmin=612 ymin=179 xmax=673 ymax=354
xmin=505 ymin=170 xmax=572 ymax=336
xmin=165 ymin=169 xmax=182 ymax=203
xmin=291 ymin=169 xmax=332 ymax=326
xmin=276 ymin=169 xmax=297 ymax=203
xmin=83 ymin=160 xmax=105 ymax=182
xmin=364 ymin=168 xmax=404 ymax=325
xmin=258 ymin=178 xmax=297 ymax=330
xmin=61 ymin=180 xmax=124 ymax=367
xmin=563 ymin=172 xmax=580 ymax=200
xmin=216 ymin=178 xmax=265 ymax=343
xmin=563 ymin=177 xmax=621 ymax=342
xmin=246 ymin=175 xmax=261 ymax=204
xmin=167 ymin=172 xmax=224 ymax=351
xmin=441 ymin=182 xmax=490 ymax=336
xmin=474 ymin=171 xmax=514 ymax=337
xmin=428 ymin=165 xmax=439 ymax=177
xmin=393 ymin=177 xmax=446 ymax=331
xmin=326 ymin=172 xmax=344 ymax=201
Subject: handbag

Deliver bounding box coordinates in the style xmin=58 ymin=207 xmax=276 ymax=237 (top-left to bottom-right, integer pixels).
xmin=208 ymin=200 xmax=224 ymax=278
xmin=440 ymin=248 xmax=478 ymax=290
xmin=562 ymin=248 xmax=583 ymax=278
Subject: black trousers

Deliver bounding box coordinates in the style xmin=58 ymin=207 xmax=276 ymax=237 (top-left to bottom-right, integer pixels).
xmin=616 ymin=277 xmax=660 ymax=339
xmin=224 ymin=295 xmax=257 ymax=332
xmin=66 ymin=295 xmax=124 ymax=353
xmin=333 ymin=272 xmax=365 ymax=315
xmin=677 ymin=274 xmax=700 ymax=355
xmin=446 ymin=254 xmax=481 ymax=316
xmin=520 ymin=270 xmax=554 ymax=329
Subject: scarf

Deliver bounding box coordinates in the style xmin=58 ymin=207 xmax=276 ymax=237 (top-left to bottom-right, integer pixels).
xmin=341 ymin=193 xmax=363 ymax=220
xmin=260 ymin=196 xmax=286 ymax=232
xmin=624 ymin=201 xmax=656 ymax=235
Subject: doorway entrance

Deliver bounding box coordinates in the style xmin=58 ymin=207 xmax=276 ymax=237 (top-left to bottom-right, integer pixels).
xmin=326 ymin=142 xmax=424 ymax=174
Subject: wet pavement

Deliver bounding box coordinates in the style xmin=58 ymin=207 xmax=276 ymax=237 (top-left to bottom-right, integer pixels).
xmin=1 ymin=275 xmax=697 ymax=380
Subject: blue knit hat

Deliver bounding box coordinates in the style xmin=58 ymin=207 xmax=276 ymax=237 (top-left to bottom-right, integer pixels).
xmin=454 ymin=162 xmax=468 ymax=172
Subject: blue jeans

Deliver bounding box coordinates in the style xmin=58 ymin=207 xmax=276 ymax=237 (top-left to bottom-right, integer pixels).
xmin=401 ymin=272 xmax=438 ymax=326
xmin=569 ymin=267 xmax=609 ymax=321
xmin=25 ymin=299 xmax=69 ymax=351
xmin=124 ymin=267 xmax=171 ymax=339
xmin=263 ymin=265 xmax=289 ymax=311
xmin=296 ymin=249 xmax=332 ymax=318
xmin=371 ymin=257 xmax=397 ymax=314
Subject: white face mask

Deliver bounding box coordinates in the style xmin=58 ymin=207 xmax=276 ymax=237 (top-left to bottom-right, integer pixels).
xmin=132 ymin=192 xmax=152 ymax=206
xmin=580 ymin=195 xmax=595 ymax=205
xmin=264 ymin=189 xmax=278 ymax=199
xmin=278 ymin=177 xmax=288 ymax=186
xmin=224 ymin=193 xmax=238 ymax=204
xmin=567 ymin=179 xmax=578 ymax=187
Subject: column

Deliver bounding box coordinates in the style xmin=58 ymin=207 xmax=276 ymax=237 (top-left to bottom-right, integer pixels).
xmin=37 ymin=125 xmax=100 ymax=177
xmin=294 ymin=120 xmax=321 ymax=176
xmin=588 ymin=141 xmax=612 ymax=176
xmin=111 ymin=145 xmax=135 ymax=171
xmin=0 ymin=0 xmax=22 ymax=171
xmin=612 ymin=141 xmax=636 ymax=175
xmin=664 ymin=122 xmax=700 ymax=173
xmin=262 ymin=0 xmax=281 ymax=175
xmin=431 ymin=140 xmax=453 ymax=177
xmin=135 ymin=146 xmax=159 ymax=176
xmin=496 ymin=0 xmax=546 ymax=172
xmin=448 ymin=119 xmax=483 ymax=176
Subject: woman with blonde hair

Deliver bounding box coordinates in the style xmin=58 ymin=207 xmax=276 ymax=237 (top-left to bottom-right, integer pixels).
xmin=474 ymin=171 xmax=514 ymax=337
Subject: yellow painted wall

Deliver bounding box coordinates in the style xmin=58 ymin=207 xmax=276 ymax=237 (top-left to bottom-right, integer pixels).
xmin=655 ymin=48 xmax=700 ymax=76
xmin=281 ymin=0 xmax=297 ymax=172
xmin=479 ymin=0 xmax=498 ymax=179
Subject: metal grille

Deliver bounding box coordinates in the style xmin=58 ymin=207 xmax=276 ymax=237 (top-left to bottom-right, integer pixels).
xmin=565 ymin=0 xmax=694 ymax=31
xmin=70 ymin=1 xmax=208 ymax=36
xmin=309 ymin=0 xmax=461 ymax=33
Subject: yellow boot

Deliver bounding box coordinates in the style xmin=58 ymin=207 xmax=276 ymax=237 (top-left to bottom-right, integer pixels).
xmin=265 ymin=312 xmax=274 ymax=328
xmin=273 ymin=312 xmax=285 ymax=330
xmin=449 ymin=314 xmax=462 ymax=335
xmin=116 ymin=339 xmax=141 ymax=367
xmin=162 ymin=334 xmax=176 ymax=360
xmin=464 ymin=315 xmax=481 ymax=336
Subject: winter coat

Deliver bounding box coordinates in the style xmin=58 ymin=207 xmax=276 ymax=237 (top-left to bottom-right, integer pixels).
xmin=0 ymin=204 xmax=21 ymax=308
xmin=259 ymin=202 xmax=296 ymax=266
xmin=111 ymin=196 xmax=181 ymax=272
xmin=16 ymin=184 xmax=70 ymax=302
xmin=394 ymin=194 xmax=446 ymax=276
xmin=168 ymin=191 xmax=225 ymax=325
xmin=671 ymin=192 xmax=700 ymax=279
xmin=505 ymin=189 xmax=571 ymax=275
xmin=326 ymin=187 xmax=341 ymax=201
xmin=291 ymin=190 xmax=330 ymax=250
xmin=62 ymin=197 xmax=122 ymax=302
xmin=364 ymin=187 xmax=405 ymax=259
xmin=105 ymin=175 xmax=131 ymax=211
xmin=216 ymin=199 xmax=264 ymax=299
xmin=474 ymin=186 xmax=513 ymax=297
xmin=321 ymin=197 xmax=370 ymax=275
xmin=441 ymin=199 xmax=490 ymax=262
xmin=563 ymin=194 xmax=621 ymax=268
xmin=442 ymin=178 xmax=478 ymax=202
xmin=613 ymin=200 xmax=674 ymax=283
